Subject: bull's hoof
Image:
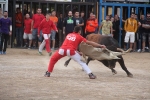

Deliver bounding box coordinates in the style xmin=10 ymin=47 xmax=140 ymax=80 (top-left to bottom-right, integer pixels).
xmin=112 ymin=69 xmax=117 ymax=75
xmin=127 ymin=73 xmax=133 ymax=78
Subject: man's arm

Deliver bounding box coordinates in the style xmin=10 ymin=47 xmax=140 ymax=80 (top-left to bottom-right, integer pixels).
xmin=98 ymin=24 xmax=102 ymax=33
xmin=78 ymin=18 xmax=84 ymax=27
xmin=134 ymin=20 xmax=138 ymax=33
xmin=63 ymin=18 xmax=66 ymax=34
xmin=86 ymin=40 xmax=106 ymax=48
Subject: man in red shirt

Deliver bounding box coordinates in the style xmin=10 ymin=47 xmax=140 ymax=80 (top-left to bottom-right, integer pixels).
xmin=38 ymin=13 xmax=58 ymax=56
xmin=31 ymin=8 xmax=45 ymax=48
xmin=44 ymin=26 xmax=106 ymax=79
xmin=23 ymin=13 xmax=32 ymax=49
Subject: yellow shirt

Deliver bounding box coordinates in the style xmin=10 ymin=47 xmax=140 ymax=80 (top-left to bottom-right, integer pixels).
xmin=124 ymin=18 xmax=137 ymax=33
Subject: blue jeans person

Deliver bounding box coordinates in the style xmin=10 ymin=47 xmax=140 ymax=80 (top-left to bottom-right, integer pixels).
xmin=16 ymin=27 xmax=23 ymax=47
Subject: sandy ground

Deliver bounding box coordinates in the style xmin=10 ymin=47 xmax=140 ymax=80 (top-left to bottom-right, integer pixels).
xmin=0 ymin=48 xmax=150 ymax=100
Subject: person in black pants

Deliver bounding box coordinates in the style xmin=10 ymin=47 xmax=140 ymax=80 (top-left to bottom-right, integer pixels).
xmin=0 ymin=11 xmax=12 ymax=55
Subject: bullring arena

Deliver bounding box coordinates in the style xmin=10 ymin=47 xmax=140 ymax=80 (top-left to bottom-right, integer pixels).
xmin=0 ymin=48 xmax=150 ymax=100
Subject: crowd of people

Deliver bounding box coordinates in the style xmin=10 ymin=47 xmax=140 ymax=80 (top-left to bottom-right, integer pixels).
xmin=0 ymin=7 xmax=150 ymax=55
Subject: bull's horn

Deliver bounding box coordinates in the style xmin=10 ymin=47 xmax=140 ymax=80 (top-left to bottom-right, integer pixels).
xmin=117 ymin=48 xmax=125 ymax=52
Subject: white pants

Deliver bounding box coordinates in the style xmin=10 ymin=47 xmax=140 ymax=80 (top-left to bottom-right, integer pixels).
xmin=58 ymin=49 xmax=92 ymax=74
xmin=124 ymin=32 xmax=135 ymax=43
xmin=39 ymin=34 xmax=51 ymax=52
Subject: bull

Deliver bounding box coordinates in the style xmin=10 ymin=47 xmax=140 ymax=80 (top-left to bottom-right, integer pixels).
xmin=64 ymin=34 xmax=133 ymax=77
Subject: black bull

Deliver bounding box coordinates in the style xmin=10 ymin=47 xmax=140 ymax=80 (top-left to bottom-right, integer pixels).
xmin=64 ymin=34 xmax=133 ymax=77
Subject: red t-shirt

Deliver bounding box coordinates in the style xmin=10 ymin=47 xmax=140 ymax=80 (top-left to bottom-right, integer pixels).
xmin=38 ymin=18 xmax=57 ymax=35
xmin=24 ymin=18 xmax=32 ymax=33
xmin=61 ymin=32 xmax=87 ymax=51
xmin=32 ymin=14 xmax=45 ymax=28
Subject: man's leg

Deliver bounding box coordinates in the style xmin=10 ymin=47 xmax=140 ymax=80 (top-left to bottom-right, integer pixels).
xmin=28 ymin=34 xmax=32 ymax=49
xmin=142 ymin=33 xmax=146 ymax=52
xmin=23 ymin=33 xmax=28 ymax=47
xmin=45 ymin=50 xmax=65 ymax=77
xmin=70 ymin=51 xmax=96 ymax=79
xmin=19 ymin=27 xmax=23 ymax=47
xmin=32 ymin=29 xmax=37 ymax=48
xmin=3 ymin=34 xmax=9 ymax=54
xmin=38 ymin=31 xmax=43 ymax=48
xmin=0 ymin=33 xmax=4 ymax=54
xmin=130 ymin=32 xmax=135 ymax=51
xmin=124 ymin=32 xmax=130 ymax=50
xmin=51 ymin=30 xmax=56 ymax=50
xmin=58 ymin=29 xmax=63 ymax=47
xmin=16 ymin=28 xmax=19 ymax=46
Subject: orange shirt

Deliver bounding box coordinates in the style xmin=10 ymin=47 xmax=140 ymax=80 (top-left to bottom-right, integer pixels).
xmin=124 ymin=18 xmax=137 ymax=33
xmin=49 ymin=16 xmax=58 ymax=30
xmin=85 ymin=19 xmax=98 ymax=32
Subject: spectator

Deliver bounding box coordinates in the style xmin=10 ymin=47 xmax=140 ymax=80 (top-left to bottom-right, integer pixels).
xmin=23 ymin=13 xmax=32 ymax=49
xmin=0 ymin=11 xmax=12 ymax=54
xmin=80 ymin=11 xmax=86 ymax=37
xmin=124 ymin=13 xmax=137 ymax=51
xmin=49 ymin=11 xmax=58 ymax=51
xmin=38 ymin=13 xmax=58 ymax=55
xmin=63 ymin=11 xmax=76 ymax=37
xmin=31 ymin=8 xmax=45 ymax=49
xmin=74 ymin=11 xmax=84 ymax=36
xmin=141 ymin=13 xmax=150 ymax=52
xmin=15 ymin=8 xmax=23 ymax=47
xmin=137 ymin=15 xmax=145 ymax=52
xmin=111 ymin=17 xmax=115 ymax=37
xmin=99 ymin=15 xmax=113 ymax=36
xmin=85 ymin=12 xmax=98 ymax=37
xmin=57 ymin=13 xmax=64 ymax=47
xmin=113 ymin=14 xmax=120 ymax=42
xmin=134 ymin=14 xmax=141 ymax=52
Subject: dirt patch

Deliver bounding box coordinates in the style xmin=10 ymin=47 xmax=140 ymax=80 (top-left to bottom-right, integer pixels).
xmin=0 ymin=48 xmax=150 ymax=100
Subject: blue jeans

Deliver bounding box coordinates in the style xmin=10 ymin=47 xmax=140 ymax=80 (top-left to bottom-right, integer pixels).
xmin=16 ymin=27 xmax=23 ymax=46
xmin=32 ymin=28 xmax=43 ymax=42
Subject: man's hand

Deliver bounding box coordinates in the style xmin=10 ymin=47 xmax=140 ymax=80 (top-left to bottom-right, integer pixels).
xmin=37 ymin=35 xmax=40 ymax=38
xmin=100 ymin=45 xmax=106 ymax=48
xmin=31 ymin=29 xmax=33 ymax=32
xmin=63 ymin=31 xmax=65 ymax=34
xmin=77 ymin=51 xmax=83 ymax=56
xmin=9 ymin=31 xmax=12 ymax=36
xmin=56 ymin=30 xmax=58 ymax=33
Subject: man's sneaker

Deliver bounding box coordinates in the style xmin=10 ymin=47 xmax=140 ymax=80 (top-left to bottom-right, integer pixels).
xmin=137 ymin=49 xmax=141 ymax=53
xmin=141 ymin=49 xmax=145 ymax=53
xmin=32 ymin=46 xmax=36 ymax=49
xmin=88 ymin=73 xmax=96 ymax=79
xmin=51 ymin=47 xmax=55 ymax=51
xmin=49 ymin=52 xmax=52 ymax=56
xmin=3 ymin=52 xmax=6 ymax=55
xmin=28 ymin=47 xmax=31 ymax=49
xmin=0 ymin=51 xmax=2 ymax=55
xmin=38 ymin=51 xmax=43 ymax=55
xmin=44 ymin=71 xmax=50 ymax=77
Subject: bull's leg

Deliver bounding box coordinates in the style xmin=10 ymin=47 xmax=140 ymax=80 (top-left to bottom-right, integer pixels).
xmin=118 ymin=56 xmax=133 ymax=77
xmin=64 ymin=58 xmax=72 ymax=67
xmin=100 ymin=60 xmax=117 ymax=75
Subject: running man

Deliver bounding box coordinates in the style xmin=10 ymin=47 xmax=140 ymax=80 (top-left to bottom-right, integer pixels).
xmin=38 ymin=13 xmax=58 ymax=56
xmin=44 ymin=26 xmax=106 ymax=79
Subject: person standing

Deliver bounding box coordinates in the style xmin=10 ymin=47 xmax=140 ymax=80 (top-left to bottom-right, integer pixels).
xmin=85 ymin=13 xmax=98 ymax=37
xmin=23 ymin=13 xmax=32 ymax=49
xmin=15 ymin=8 xmax=23 ymax=47
xmin=0 ymin=11 xmax=12 ymax=54
xmin=124 ymin=13 xmax=137 ymax=51
xmin=31 ymin=8 xmax=45 ymax=48
xmin=49 ymin=11 xmax=58 ymax=51
xmin=57 ymin=13 xmax=64 ymax=47
xmin=44 ymin=26 xmax=106 ymax=79
xmin=141 ymin=13 xmax=150 ymax=52
xmin=99 ymin=15 xmax=113 ymax=36
xmin=63 ymin=11 xmax=76 ymax=37
xmin=74 ymin=11 xmax=84 ymax=36
xmin=137 ymin=15 xmax=145 ymax=52
xmin=38 ymin=13 xmax=58 ymax=55
xmin=80 ymin=11 xmax=86 ymax=37
xmin=113 ymin=14 xmax=120 ymax=42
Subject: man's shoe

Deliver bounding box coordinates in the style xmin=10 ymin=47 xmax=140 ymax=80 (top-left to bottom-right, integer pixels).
xmin=0 ymin=51 xmax=2 ymax=55
xmin=38 ymin=51 xmax=43 ymax=55
xmin=44 ymin=71 xmax=50 ymax=77
xmin=49 ymin=52 xmax=52 ymax=56
xmin=51 ymin=47 xmax=55 ymax=51
xmin=3 ymin=52 xmax=6 ymax=55
xmin=88 ymin=73 xmax=96 ymax=79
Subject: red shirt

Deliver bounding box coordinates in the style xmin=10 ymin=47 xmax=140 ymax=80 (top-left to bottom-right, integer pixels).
xmin=38 ymin=18 xmax=57 ymax=35
xmin=32 ymin=14 xmax=45 ymax=28
xmin=61 ymin=32 xmax=87 ymax=51
xmin=24 ymin=18 xmax=32 ymax=33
